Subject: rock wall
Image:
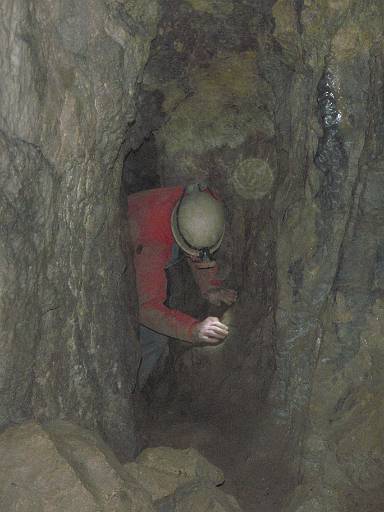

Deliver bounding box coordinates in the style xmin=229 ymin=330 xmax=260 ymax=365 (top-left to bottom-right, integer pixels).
xmin=271 ymin=1 xmax=384 ymax=510
xmin=0 ymin=0 xmax=158 ymax=457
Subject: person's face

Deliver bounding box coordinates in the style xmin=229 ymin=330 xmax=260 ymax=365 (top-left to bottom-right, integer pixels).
xmin=186 ymin=254 xmax=217 ymax=269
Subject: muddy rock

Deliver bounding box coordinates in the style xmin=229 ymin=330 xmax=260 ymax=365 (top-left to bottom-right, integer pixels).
xmin=0 ymin=0 xmax=159 ymax=457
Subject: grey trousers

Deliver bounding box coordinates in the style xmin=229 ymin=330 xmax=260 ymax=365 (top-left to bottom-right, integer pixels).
xmin=137 ymin=243 xmax=180 ymax=389
xmin=138 ymin=325 xmax=169 ymax=390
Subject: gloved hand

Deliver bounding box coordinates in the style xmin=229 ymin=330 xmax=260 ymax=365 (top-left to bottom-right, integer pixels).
xmin=192 ymin=316 xmax=229 ymax=344
xmin=204 ymin=287 xmax=238 ymax=306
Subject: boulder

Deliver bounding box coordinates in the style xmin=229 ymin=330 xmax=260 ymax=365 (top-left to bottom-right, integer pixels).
xmin=125 ymin=446 xmax=224 ymax=500
xmin=0 ymin=421 xmax=155 ymax=512
xmin=125 ymin=446 xmax=244 ymax=511
xmin=156 ymin=481 xmax=243 ymax=512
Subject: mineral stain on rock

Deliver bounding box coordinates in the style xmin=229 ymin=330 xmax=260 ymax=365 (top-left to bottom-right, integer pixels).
xmin=314 ymin=70 xmax=348 ymax=210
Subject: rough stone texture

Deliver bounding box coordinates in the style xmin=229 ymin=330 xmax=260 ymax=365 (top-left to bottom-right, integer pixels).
xmin=126 ymin=463 xmax=186 ymax=502
xmin=157 ymin=481 xmax=243 ymax=512
xmin=0 ymin=0 xmax=159 ymax=456
xmin=137 ymin=446 xmax=224 ymax=484
xmin=126 ymin=446 xmax=224 ymax=500
xmin=249 ymin=1 xmax=384 ymax=508
xmin=125 ymin=446 xmax=242 ymax=512
xmin=0 ymin=420 xmax=239 ymax=512
xmin=270 ymin=2 xmax=384 ymax=510
xmin=0 ymin=420 xmax=155 ymax=512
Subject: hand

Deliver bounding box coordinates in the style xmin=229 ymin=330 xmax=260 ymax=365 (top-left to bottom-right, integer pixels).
xmin=192 ymin=317 xmax=229 ymax=344
xmin=205 ymin=288 xmax=238 ymax=306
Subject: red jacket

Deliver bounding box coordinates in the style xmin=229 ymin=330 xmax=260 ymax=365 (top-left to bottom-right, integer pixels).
xmin=127 ymin=187 xmax=222 ymax=342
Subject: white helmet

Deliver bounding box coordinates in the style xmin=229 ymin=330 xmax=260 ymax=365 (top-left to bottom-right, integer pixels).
xmin=171 ymin=185 xmax=225 ymax=260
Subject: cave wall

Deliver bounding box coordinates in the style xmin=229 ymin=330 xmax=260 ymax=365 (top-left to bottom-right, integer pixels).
xmin=0 ymin=0 xmax=159 ymax=457
xmin=271 ymin=2 xmax=384 ymax=510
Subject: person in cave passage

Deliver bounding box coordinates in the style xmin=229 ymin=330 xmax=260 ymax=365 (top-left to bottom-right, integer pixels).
xmin=127 ymin=183 xmax=238 ymax=389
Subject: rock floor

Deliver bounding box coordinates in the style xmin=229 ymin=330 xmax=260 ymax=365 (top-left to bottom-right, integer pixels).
xmin=139 ymin=400 xmax=295 ymax=512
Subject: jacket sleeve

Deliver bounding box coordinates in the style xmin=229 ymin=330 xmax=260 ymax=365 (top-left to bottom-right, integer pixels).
xmin=133 ymin=243 xmax=199 ymax=342
xmin=187 ymin=259 xmax=224 ymax=297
